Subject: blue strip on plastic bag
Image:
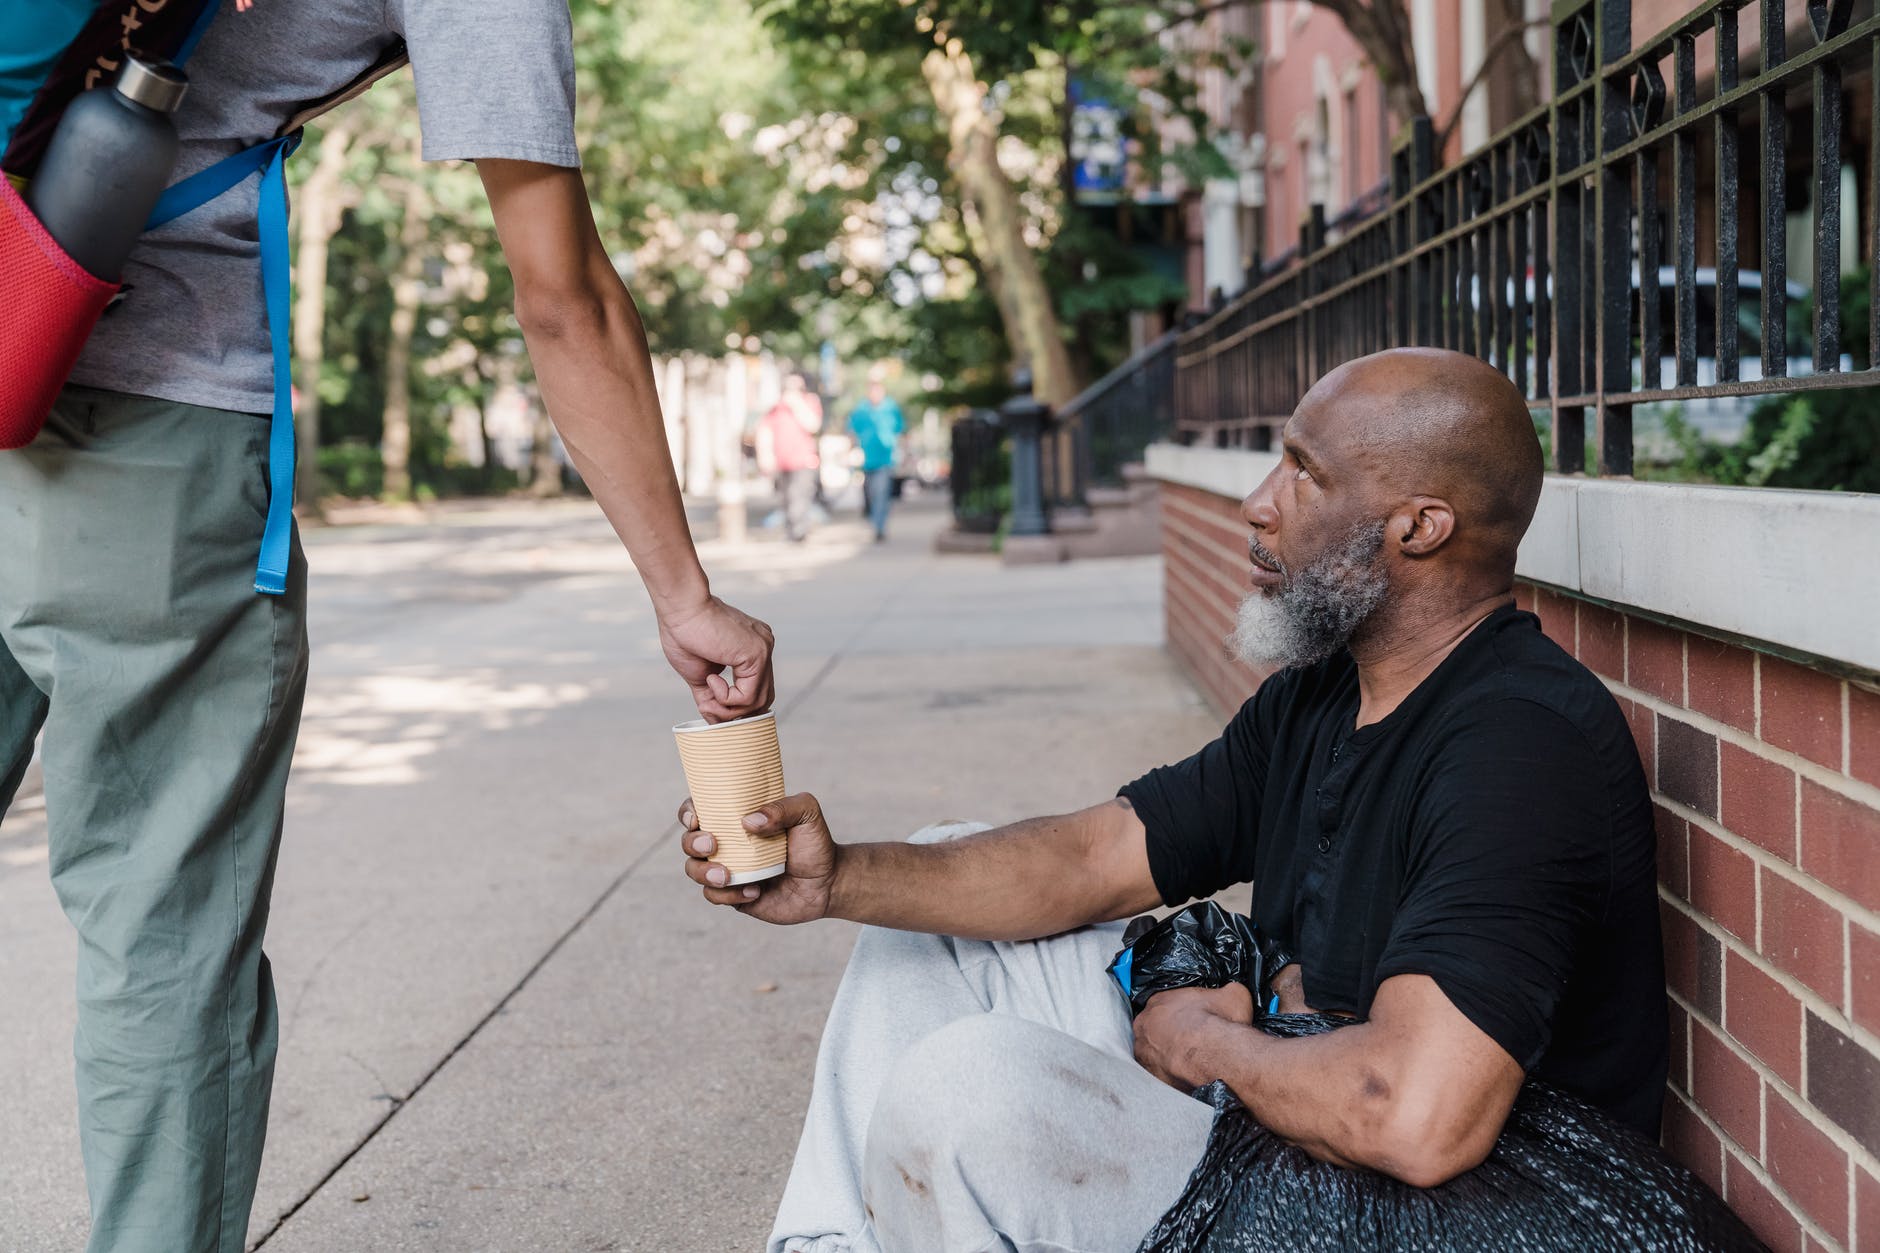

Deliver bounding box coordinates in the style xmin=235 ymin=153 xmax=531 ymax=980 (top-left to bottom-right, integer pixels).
xmin=1109 ymin=946 xmax=1133 ymax=999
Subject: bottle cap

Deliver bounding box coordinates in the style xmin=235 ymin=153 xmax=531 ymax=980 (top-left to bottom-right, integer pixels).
xmin=116 ymin=56 xmax=189 ymax=114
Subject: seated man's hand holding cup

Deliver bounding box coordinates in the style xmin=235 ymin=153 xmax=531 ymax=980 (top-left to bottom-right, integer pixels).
xmin=673 ymin=705 xmax=837 ymax=923
xmin=679 ymin=792 xmax=839 ymax=923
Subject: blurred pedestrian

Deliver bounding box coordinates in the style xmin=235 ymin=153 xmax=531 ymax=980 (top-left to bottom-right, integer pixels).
xmin=759 ymin=373 xmax=823 ymax=542
xmin=848 ymin=377 xmax=905 ymax=542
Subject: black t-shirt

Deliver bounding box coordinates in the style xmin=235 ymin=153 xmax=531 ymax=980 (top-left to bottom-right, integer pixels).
xmin=1120 ymin=607 xmax=1668 ymax=1136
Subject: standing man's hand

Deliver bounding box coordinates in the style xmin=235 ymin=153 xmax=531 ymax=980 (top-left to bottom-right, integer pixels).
xmin=1132 ymin=983 xmax=1255 ymax=1090
xmin=659 ymin=596 xmax=775 ymax=722
xmin=679 ymin=792 xmax=838 ymax=923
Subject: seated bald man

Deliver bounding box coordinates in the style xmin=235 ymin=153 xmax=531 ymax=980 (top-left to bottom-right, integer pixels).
xmin=681 ymin=347 xmax=1665 ymax=1253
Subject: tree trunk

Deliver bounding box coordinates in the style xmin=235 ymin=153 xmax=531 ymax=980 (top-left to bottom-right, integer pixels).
xmin=958 ymin=201 xmax=1027 ymax=362
xmin=290 ymin=116 xmax=359 ymax=516
xmin=922 ymin=41 xmax=1082 ymax=407
xmin=1492 ymin=0 xmax=1541 ymax=122
xmin=381 ymin=165 xmax=429 ymax=501
xmin=1323 ymin=0 xmax=1429 ymax=125
xmin=528 ymin=397 xmax=562 ymax=495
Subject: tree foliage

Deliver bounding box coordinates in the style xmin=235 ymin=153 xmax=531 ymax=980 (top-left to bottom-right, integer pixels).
xmin=765 ymin=0 xmax=1223 ymax=405
xmin=291 ymin=0 xmax=1245 ymax=496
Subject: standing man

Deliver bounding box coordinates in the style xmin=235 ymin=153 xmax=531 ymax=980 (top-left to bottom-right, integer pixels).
xmin=0 ymin=5 xmax=776 ymax=1252
xmin=758 ymin=372 xmax=824 ymax=543
xmin=847 ymin=375 xmax=904 ymax=543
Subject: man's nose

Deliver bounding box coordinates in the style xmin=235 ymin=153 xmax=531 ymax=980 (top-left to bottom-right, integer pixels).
xmin=1241 ymin=468 xmax=1281 ymax=532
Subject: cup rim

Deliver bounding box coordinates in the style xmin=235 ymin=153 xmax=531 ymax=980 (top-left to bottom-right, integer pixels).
xmin=672 ymin=709 xmax=778 ymax=735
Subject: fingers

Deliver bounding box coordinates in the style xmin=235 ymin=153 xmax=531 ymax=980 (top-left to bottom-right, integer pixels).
xmin=719 ymin=664 xmax=774 ymax=717
xmin=677 ymin=802 xmax=732 ymax=885
xmin=1215 ymin=981 xmax=1256 ymax=1023
xmin=684 ymin=853 xmax=741 ymax=889
xmin=681 ymin=826 xmax=764 ymax=905
xmin=691 ymin=688 xmax=742 ymax=724
xmin=726 ymin=616 xmax=776 ymax=714
xmin=701 ymin=882 xmax=763 ymax=907
xmin=693 ymin=671 xmax=774 ymax=722
xmin=741 ymin=791 xmax=820 ymax=837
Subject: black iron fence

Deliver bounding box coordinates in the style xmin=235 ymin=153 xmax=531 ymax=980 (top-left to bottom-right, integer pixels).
xmin=1059 ymin=331 xmax=1179 ymax=490
xmin=1176 ymin=0 xmax=1880 ymax=477
xmin=949 ymin=332 xmax=1181 ymax=531
xmin=949 ymin=410 xmax=1008 ymax=533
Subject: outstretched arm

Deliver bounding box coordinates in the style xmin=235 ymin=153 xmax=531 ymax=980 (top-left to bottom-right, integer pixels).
xmin=478 ymin=158 xmax=773 ymax=719
xmin=680 ymin=792 xmax=1164 ymax=941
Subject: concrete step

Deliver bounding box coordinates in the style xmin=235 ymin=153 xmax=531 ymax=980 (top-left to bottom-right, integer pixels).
xmin=1085 ymin=486 xmax=1140 ymax=510
xmin=933 ymin=526 xmax=998 ymax=554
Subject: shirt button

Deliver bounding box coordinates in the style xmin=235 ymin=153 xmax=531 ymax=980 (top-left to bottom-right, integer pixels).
xmin=1317 ymin=835 xmax=1333 ymax=853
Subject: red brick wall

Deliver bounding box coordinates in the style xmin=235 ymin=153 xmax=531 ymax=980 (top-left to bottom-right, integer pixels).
xmin=1160 ymin=480 xmax=1880 ymax=1251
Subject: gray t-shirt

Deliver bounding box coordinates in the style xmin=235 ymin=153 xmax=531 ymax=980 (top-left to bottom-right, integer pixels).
xmin=69 ymin=0 xmax=579 ymax=415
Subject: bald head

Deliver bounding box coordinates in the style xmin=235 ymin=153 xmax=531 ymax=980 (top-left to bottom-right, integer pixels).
xmin=1298 ymin=347 xmax=1543 ymax=559
xmin=1234 ymin=349 xmax=1544 ymax=666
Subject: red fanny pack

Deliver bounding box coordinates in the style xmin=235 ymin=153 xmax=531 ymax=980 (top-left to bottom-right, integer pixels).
xmin=0 ymin=178 xmax=117 ymax=449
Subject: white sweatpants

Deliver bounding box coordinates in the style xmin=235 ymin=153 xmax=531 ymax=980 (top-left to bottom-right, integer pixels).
xmin=768 ymin=824 xmax=1217 ymax=1253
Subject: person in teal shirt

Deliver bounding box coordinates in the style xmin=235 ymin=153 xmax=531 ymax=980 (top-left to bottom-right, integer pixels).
xmin=848 ymin=378 xmax=905 ymax=541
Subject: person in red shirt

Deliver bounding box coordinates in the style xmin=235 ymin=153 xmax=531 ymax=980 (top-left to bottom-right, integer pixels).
xmin=758 ymin=372 xmax=824 ymax=542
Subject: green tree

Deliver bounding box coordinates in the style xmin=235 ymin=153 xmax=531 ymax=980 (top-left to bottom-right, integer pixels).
xmin=767 ymin=0 xmax=1230 ymax=412
xmin=294 ymin=0 xmax=873 ymax=499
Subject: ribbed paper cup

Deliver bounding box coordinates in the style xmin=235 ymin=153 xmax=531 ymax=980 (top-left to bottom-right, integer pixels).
xmin=673 ymin=711 xmax=788 ymax=885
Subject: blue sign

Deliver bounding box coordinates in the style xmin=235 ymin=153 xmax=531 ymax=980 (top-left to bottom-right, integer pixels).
xmin=1070 ymin=78 xmax=1126 ymax=205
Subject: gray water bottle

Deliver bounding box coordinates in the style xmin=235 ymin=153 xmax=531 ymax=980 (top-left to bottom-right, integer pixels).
xmin=25 ymin=56 xmax=187 ymax=282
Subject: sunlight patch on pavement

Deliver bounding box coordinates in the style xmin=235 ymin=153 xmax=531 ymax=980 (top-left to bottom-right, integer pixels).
xmin=294 ymin=672 xmax=593 ymax=788
xmin=695 ymin=530 xmax=874 ymax=584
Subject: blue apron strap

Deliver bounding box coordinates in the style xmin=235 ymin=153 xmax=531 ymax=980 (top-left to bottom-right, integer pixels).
xmin=173 ymin=0 xmax=224 ymax=66
xmin=146 ymin=138 xmax=276 ymax=229
xmin=253 ymin=130 xmax=300 ymax=595
xmin=139 ymin=132 xmax=301 ymax=594
xmin=164 ymin=5 xmax=324 ymax=587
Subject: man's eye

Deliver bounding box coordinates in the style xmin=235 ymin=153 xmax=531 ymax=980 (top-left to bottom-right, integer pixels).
xmin=1294 ymin=466 xmax=1312 ymax=481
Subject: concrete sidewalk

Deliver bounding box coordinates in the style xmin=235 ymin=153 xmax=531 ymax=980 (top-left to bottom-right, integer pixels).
xmin=0 ymin=495 xmax=1220 ymax=1252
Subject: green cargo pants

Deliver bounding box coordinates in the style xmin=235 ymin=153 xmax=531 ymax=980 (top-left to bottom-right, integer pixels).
xmin=0 ymin=385 xmax=309 ymax=1253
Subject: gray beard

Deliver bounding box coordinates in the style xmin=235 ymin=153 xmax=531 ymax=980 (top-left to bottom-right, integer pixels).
xmin=1232 ymin=521 xmax=1389 ymax=669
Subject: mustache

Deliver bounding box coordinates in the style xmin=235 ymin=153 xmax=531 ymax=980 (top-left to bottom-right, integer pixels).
xmin=1249 ymin=537 xmax=1284 ymax=575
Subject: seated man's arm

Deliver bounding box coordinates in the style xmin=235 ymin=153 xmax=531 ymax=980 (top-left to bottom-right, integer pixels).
xmin=683 ymin=679 xmax=1283 ymax=938
xmin=1137 ymin=698 xmax=1618 ymax=1186
xmin=684 ymin=792 xmax=1163 ymax=941
xmin=828 ymin=797 xmax=1163 ymax=940
xmin=1135 ymin=973 xmax=1523 ymax=1186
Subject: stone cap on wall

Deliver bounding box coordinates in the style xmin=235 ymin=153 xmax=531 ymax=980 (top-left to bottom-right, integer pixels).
xmin=1144 ymin=442 xmax=1880 ymax=677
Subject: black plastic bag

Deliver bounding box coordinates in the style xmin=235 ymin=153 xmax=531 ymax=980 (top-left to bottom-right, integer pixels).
xmin=1116 ymin=906 xmax=1766 ymax=1252
xmin=1109 ymin=900 xmax=1290 ymax=1017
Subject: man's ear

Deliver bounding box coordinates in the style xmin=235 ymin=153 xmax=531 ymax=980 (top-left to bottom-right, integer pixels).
xmin=1393 ymin=496 xmax=1456 ymax=556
